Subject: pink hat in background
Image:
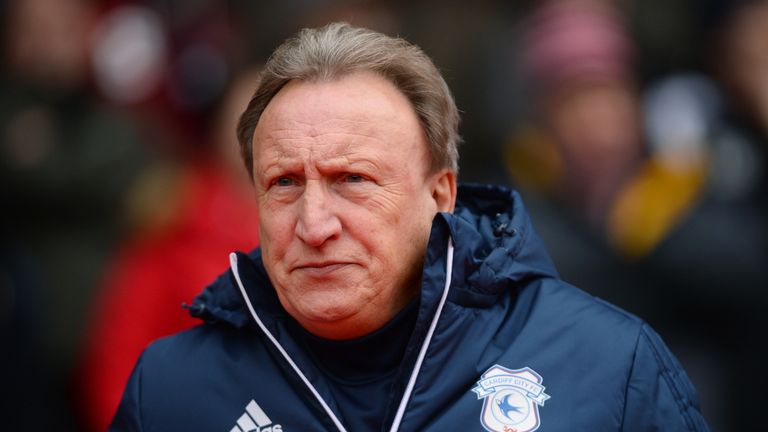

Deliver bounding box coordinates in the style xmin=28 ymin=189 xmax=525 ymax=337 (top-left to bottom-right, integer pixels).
xmin=522 ymin=0 xmax=634 ymax=90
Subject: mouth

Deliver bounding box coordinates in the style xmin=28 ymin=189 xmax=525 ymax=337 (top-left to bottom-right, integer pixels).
xmin=294 ymin=262 xmax=353 ymax=278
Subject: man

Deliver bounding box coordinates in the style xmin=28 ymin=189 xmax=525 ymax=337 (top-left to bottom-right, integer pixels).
xmin=111 ymin=23 xmax=708 ymax=431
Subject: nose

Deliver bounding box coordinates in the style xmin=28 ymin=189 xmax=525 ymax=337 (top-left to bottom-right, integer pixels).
xmin=295 ymin=181 xmax=342 ymax=247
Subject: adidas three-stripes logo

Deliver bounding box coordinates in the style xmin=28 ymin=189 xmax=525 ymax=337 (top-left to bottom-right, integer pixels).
xmin=230 ymin=400 xmax=283 ymax=432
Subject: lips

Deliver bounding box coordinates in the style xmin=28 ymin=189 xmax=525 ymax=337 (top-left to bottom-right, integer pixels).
xmin=294 ymin=262 xmax=353 ymax=278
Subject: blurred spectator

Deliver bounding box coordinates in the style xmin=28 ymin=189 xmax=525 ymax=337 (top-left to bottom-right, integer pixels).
xmin=90 ymin=1 xmax=245 ymax=156
xmin=716 ymin=0 xmax=768 ymax=137
xmin=505 ymin=0 xmax=767 ymax=429
xmin=504 ymin=0 xmax=659 ymax=344
xmin=1 ymin=0 xmax=153 ymax=427
xmin=658 ymin=1 xmax=768 ymax=427
xmin=516 ymin=0 xmax=642 ymax=230
xmin=77 ymin=67 xmax=261 ymax=432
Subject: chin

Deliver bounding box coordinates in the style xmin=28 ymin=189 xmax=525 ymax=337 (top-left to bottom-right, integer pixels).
xmin=283 ymin=290 xmax=358 ymax=320
xmin=301 ymin=303 xmax=358 ymax=324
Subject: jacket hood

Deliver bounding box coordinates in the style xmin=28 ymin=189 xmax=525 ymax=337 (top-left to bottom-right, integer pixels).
xmin=187 ymin=184 xmax=558 ymax=326
xmin=447 ymin=184 xmax=558 ymax=299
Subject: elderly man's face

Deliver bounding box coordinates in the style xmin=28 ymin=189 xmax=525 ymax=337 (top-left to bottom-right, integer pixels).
xmin=252 ymin=72 xmax=455 ymax=340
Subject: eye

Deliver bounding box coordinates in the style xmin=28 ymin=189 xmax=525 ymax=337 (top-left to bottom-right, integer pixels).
xmin=273 ymin=176 xmax=296 ymax=187
xmin=344 ymin=174 xmax=365 ymax=183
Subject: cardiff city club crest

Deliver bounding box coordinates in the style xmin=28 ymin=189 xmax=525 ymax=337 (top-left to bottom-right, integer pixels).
xmin=472 ymin=365 xmax=550 ymax=432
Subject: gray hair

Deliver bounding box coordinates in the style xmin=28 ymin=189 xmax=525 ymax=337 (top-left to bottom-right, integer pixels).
xmin=236 ymin=22 xmax=460 ymax=178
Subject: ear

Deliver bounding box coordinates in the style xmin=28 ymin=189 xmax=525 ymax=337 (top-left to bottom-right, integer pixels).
xmin=429 ymin=169 xmax=457 ymax=213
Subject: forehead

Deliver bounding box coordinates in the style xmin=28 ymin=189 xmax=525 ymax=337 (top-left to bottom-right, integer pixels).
xmin=252 ymin=72 xmax=428 ymax=163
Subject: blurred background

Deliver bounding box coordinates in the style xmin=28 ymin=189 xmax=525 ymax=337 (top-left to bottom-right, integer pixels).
xmin=1 ymin=0 xmax=765 ymax=430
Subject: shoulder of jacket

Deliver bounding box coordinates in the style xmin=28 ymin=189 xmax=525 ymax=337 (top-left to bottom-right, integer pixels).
xmin=619 ymin=323 xmax=709 ymax=431
xmin=533 ymin=278 xmax=645 ymax=331
xmin=140 ymin=322 xmax=254 ymax=367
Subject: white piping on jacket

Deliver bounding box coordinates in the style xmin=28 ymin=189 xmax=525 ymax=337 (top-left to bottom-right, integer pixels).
xmin=230 ymin=238 xmax=455 ymax=432
xmin=388 ymin=239 xmax=454 ymax=432
xmin=229 ymin=253 xmax=348 ymax=432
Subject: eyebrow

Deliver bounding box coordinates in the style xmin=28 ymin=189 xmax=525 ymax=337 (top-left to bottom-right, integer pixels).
xmin=257 ymin=150 xmax=387 ymax=179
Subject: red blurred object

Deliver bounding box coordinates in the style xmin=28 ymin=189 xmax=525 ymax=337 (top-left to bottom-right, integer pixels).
xmin=77 ymin=160 xmax=259 ymax=431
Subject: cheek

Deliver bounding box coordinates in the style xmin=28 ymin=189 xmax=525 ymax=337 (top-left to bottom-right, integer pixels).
xmin=258 ymin=207 xmax=296 ymax=259
xmin=376 ymin=190 xmax=435 ymax=259
xmin=402 ymin=185 xmax=437 ymax=225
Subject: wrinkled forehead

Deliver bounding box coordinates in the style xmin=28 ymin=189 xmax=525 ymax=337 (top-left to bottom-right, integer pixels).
xmin=251 ymin=73 xmax=430 ymax=168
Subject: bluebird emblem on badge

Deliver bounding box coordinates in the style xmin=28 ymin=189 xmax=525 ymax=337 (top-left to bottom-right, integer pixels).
xmin=472 ymin=365 xmax=550 ymax=432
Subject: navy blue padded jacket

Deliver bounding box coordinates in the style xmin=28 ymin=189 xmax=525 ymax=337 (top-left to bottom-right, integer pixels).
xmin=110 ymin=184 xmax=709 ymax=432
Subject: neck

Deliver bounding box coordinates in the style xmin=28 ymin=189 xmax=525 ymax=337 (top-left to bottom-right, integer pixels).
xmin=289 ymin=287 xmax=420 ymax=341
xmin=287 ymin=296 xmax=421 ymax=381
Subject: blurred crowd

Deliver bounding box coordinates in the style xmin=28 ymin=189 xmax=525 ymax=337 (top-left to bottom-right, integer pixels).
xmin=1 ymin=0 xmax=765 ymax=430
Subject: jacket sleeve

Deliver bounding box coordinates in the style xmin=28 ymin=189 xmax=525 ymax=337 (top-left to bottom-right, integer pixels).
xmin=621 ymin=323 xmax=709 ymax=432
xmin=108 ymin=353 xmax=145 ymax=432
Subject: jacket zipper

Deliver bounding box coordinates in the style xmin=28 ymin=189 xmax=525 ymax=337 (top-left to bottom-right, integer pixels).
xmin=230 ymin=239 xmax=455 ymax=432
xmin=388 ymin=240 xmax=455 ymax=432
xmin=230 ymin=253 xmax=348 ymax=431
